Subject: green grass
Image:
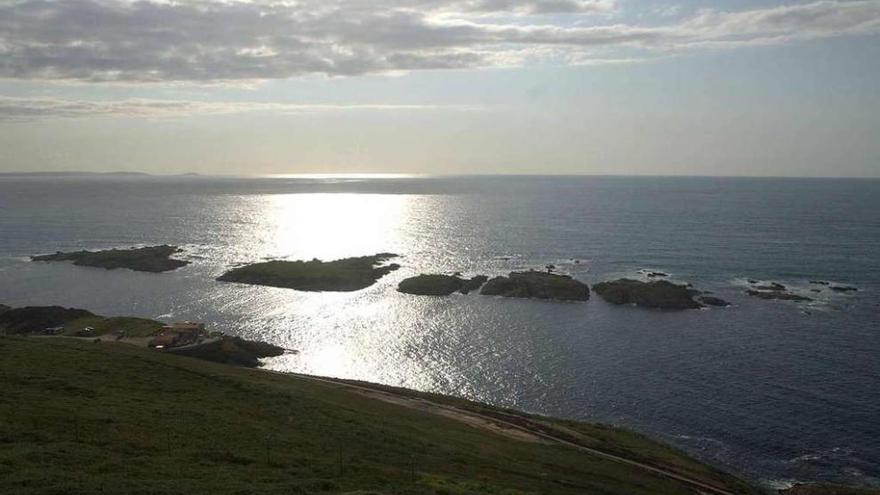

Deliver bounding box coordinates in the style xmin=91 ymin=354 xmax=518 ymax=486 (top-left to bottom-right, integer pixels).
xmin=333 ymin=380 xmax=758 ymax=494
xmin=0 ymin=306 xmax=164 ymax=338
xmin=0 ymin=337 xmax=761 ymax=495
xmin=59 ymin=316 xmax=164 ymax=337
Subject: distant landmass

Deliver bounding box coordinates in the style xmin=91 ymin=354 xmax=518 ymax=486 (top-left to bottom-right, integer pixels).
xmin=0 ymin=171 xmax=151 ymax=177
xmin=0 ymin=171 xmax=203 ymax=177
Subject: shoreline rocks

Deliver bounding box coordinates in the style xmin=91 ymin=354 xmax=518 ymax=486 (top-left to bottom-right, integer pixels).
xmin=593 ymin=279 xmax=703 ymax=310
xmin=32 ymin=245 xmax=189 ymax=273
xmin=217 ymin=253 xmax=400 ymax=292
xmin=398 ymin=274 xmax=488 ymax=296
xmin=480 ymin=271 xmax=590 ymax=301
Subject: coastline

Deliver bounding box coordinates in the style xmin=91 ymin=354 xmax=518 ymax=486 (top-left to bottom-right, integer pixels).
xmin=4 ymin=334 xmax=874 ymax=494
xmin=0 ymin=335 xmax=761 ymax=495
xmin=2 ymin=303 xmax=877 ymax=493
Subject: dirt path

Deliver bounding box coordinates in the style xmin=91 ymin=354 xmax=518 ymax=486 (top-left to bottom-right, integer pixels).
xmin=290 ymin=373 xmax=742 ymax=495
xmin=341 ymin=381 xmax=547 ymax=444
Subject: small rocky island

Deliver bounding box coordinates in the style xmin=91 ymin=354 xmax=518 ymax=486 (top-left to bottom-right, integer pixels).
xmin=398 ymin=274 xmax=488 ymax=296
xmin=217 ymin=253 xmax=400 ymax=292
xmin=480 ymin=271 xmax=590 ymax=301
xmin=32 ymin=245 xmax=188 ymax=273
xmin=593 ymin=279 xmax=723 ymax=310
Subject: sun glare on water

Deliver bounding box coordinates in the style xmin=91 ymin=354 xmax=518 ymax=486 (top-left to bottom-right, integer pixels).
xmin=230 ymin=192 xmax=444 ymax=384
xmin=262 ymin=193 xmax=414 ymax=261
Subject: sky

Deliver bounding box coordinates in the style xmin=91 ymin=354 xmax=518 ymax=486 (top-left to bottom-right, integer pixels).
xmin=0 ymin=0 xmax=878 ymax=177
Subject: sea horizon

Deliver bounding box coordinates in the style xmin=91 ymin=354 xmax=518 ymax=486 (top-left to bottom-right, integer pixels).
xmin=3 ymin=171 xmax=880 ymax=180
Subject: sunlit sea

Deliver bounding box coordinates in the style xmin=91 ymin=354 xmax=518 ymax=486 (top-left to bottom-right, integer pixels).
xmin=1 ymin=174 xmax=878 ymax=488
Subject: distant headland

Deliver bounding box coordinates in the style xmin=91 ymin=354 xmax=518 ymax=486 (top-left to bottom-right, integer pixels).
xmin=0 ymin=304 xmax=285 ymax=368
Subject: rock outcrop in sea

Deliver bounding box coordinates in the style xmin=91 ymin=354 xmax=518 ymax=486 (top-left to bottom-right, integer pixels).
xmin=830 ymin=285 xmax=858 ymax=293
xmin=397 ymin=274 xmax=489 ymax=296
xmin=480 ymin=271 xmax=590 ymax=301
xmin=593 ymin=279 xmax=704 ymax=310
xmin=697 ymin=296 xmax=731 ymax=307
xmin=746 ymin=290 xmax=812 ymax=302
xmin=745 ymin=281 xmax=812 ymax=302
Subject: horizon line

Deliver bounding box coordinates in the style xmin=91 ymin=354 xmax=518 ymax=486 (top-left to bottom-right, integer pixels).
xmin=1 ymin=171 xmax=879 ymax=180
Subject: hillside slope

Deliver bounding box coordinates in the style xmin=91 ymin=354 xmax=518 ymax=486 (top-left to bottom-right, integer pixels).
xmin=0 ymin=337 xmax=759 ymax=495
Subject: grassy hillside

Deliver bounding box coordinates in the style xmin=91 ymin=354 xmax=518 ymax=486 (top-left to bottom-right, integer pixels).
xmin=0 ymin=337 xmax=760 ymax=495
xmin=0 ymin=305 xmax=163 ymax=338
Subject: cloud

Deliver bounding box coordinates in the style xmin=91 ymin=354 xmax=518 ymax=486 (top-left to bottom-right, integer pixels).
xmin=0 ymin=96 xmax=478 ymax=121
xmin=452 ymin=0 xmax=616 ymax=15
xmin=0 ymin=0 xmax=877 ymax=82
xmin=677 ymin=0 xmax=880 ymax=46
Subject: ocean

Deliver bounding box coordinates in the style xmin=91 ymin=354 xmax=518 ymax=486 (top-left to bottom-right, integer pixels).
xmin=1 ymin=174 xmax=878 ymax=488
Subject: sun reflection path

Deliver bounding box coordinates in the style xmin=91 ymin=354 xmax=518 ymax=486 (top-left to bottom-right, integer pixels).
xmin=264 ymin=193 xmax=412 ymax=261
xmin=238 ymin=192 xmax=436 ymax=387
xmin=222 ymin=192 xmax=491 ymax=398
